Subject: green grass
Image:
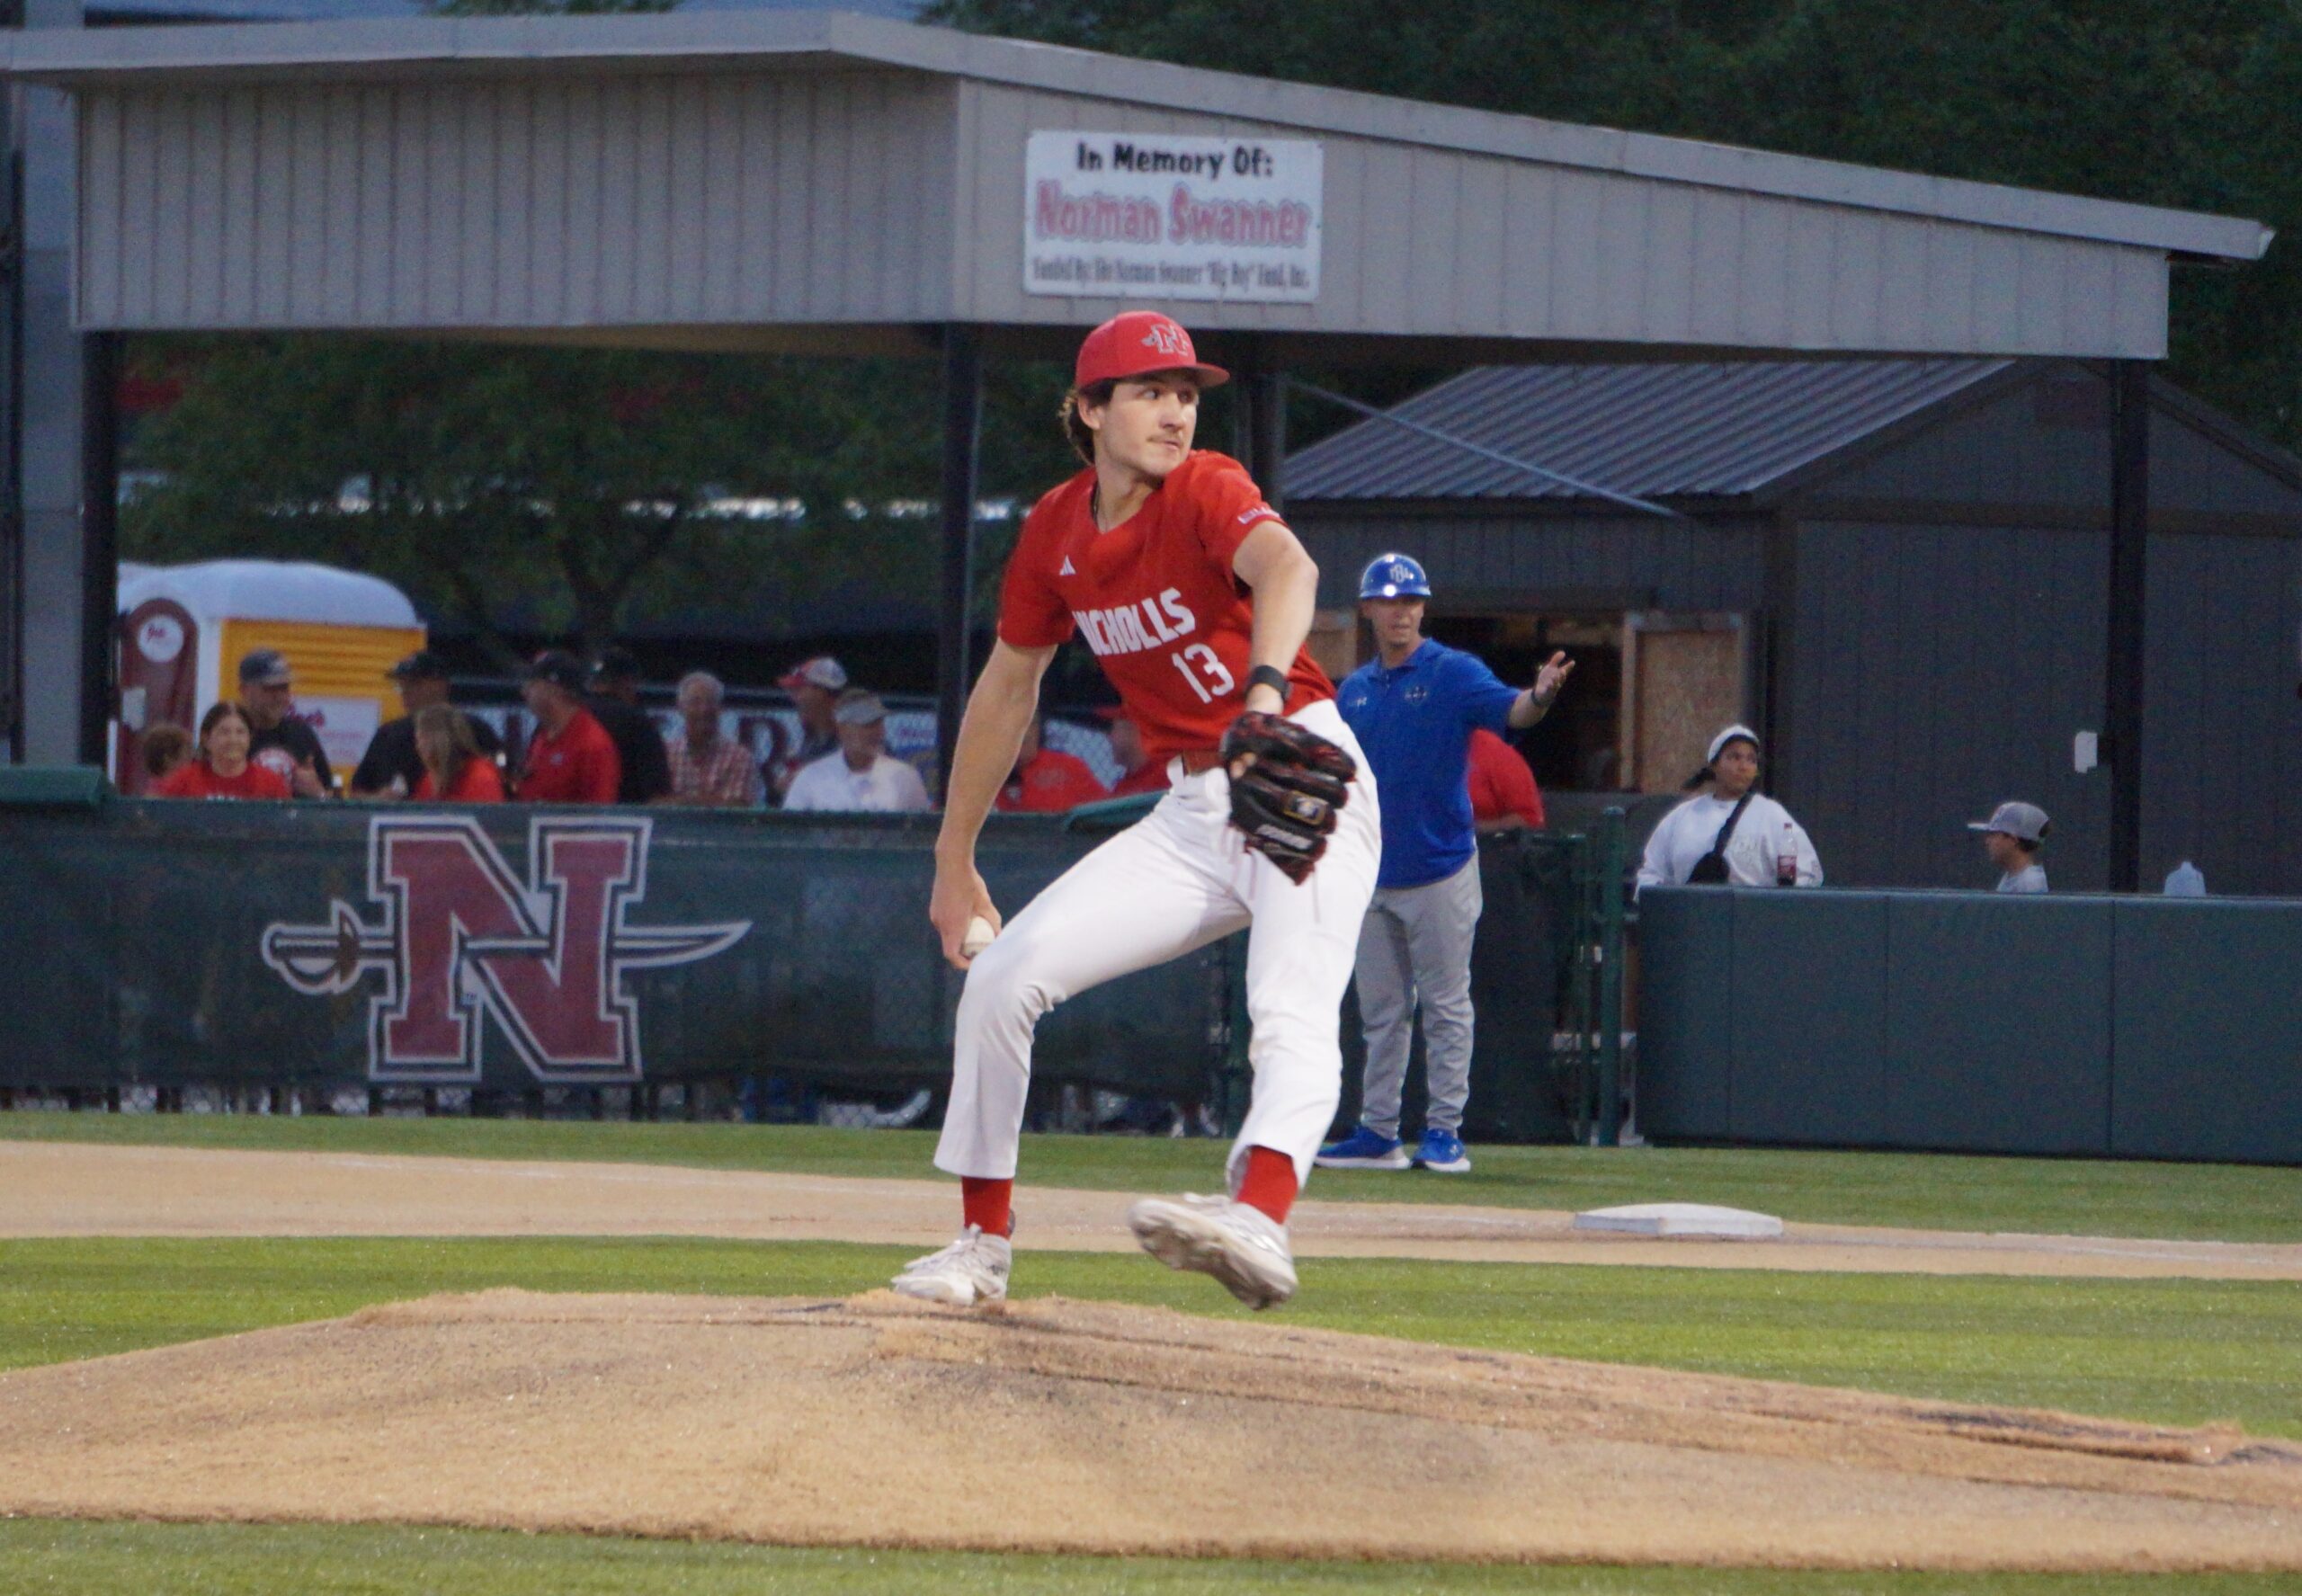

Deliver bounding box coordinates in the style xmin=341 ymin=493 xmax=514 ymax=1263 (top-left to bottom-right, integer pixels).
xmin=5 ymin=1520 xmax=2301 ymax=1596
xmin=5 ymin=1236 xmax=2298 ymax=1439
xmin=7 ymin=1110 xmax=2300 ymax=1241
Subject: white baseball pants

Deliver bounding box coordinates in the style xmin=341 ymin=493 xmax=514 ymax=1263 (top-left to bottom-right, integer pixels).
xmin=935 ymin=699 xmax=1381 ymax=1194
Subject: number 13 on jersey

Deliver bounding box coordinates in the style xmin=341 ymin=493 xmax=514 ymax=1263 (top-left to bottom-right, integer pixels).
xmin=1170 ymin=643 xmax=1236 ymax=705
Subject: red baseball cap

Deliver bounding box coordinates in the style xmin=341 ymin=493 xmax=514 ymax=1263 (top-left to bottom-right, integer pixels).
xmin=1075 ymin=311 xmax=1229 ymax=390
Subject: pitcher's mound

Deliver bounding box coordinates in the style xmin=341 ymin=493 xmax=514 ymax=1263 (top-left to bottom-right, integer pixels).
xmin=2 ymin=1289 xmax=2298 ymax=1572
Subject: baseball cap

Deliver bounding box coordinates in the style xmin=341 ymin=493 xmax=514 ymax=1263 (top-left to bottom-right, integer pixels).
xmin=832 ymin=688 xmax=888 ymax=727
xmin=1075 ymin=311 xmax=1229 ymax=391
xmin=777 ymin=655 xmax=849 ymax=693
xmin=236 ymin=648 xmax=292 ymax=687
xmin=522 ymin=649 xmax=588 ymax=692
xmin=386 ymin=649 xmax=449 ymax=682
xmin=1359 ymin=552 xmax=1432 ymax=600
xmin=1968 ymin=800 xmax=2050 ymax=843
xmin=1707 ymin=724 xmax=1761 ymax=764
xmin=591 ymin=645 xmax=642 ymax=683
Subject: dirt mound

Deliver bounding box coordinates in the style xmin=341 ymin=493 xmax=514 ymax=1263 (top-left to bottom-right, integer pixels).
xmin=3 ymin=1289 xmax=2298 ymax=1571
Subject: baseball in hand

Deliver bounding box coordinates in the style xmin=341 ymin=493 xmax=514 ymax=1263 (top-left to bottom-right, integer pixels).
xmin=961 ymin=916 xmax=997 ymax=959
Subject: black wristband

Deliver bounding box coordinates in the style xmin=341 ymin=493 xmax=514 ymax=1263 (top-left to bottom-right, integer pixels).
xmin=1246 ymin=664 xmax=1293 ymax=704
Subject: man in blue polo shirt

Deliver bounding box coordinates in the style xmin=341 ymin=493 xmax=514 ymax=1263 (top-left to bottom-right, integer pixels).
xmin=1319 ymin=554 xmax=1572 ymax=1174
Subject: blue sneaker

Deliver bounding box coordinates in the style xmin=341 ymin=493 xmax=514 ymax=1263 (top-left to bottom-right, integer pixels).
xmin=1413 ymin=1128 xmax=1471 ymax=1173
xmin=1315 ymin=1125 xmax=1410 ymax=1170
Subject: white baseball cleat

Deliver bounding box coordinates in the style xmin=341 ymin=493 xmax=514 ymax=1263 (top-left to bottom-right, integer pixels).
xmin=1127 ymin=1194 xmax=1297 ymax=1310
xmin=891 ymin=1225 xmax=1011 ymax=1307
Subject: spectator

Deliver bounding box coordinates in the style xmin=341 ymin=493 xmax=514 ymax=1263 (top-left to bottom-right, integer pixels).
xmin=1636 ymin=724 xmax=1823 ymax=891
xmin=515 ymin=650 xmax=620 ymax=804
xmin=1970 ymin=800 xmax=2049 ymax=893
xmin=152 ymin=702 xmax=293 ymax=800
xmin=412 ymin=703 xmax=505 ymax=802
xmin=350 ymin=650 xmax=503 ymax=798
xmin=140 ymin=723 xmax=193 ymax=787
xmin=666 ymin=670 xmax=763 ymax=807
xmin=1100 ymin=706 xmax=1171 ymax=798
xmin=1319 ymin=552 xmax=1573 ymax=1177
xmin=768 ymin=655 xmax=847 ymax=804
xmin=587 ymin=646 xmax=673 ymax=805
xmin=236 ymin=648 xmax=333 ymax=797
xmin=1467 ymin=726 xmax=1546 ymax=830
xmin=782 ymin=689 xmax=930 ymax=813
xmin=996 ymin=712 xmax=1110 ymax=812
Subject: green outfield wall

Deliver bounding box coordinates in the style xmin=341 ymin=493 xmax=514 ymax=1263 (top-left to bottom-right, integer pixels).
xmin=0 ymin=782 xmax=1601 ymax=1138
xmin=1638 ymin=885 xmax=2302 ymax=1164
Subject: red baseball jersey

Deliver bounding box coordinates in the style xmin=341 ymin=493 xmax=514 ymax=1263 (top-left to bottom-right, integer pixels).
xmin=997 ymin=450 xmax=1333 ymax=761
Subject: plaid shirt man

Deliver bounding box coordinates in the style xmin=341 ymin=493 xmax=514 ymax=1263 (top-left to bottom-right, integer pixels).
xmin=668 ymin=728 xmax=763 ymax=806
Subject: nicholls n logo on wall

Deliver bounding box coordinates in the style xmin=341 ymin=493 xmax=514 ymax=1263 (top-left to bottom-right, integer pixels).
xmin=261 ymin=816 xmax=749 ymax=1083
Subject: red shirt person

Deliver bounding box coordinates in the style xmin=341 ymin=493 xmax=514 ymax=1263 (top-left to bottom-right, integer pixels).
xmin=1466 ymin=727 xmax=1545 ymax=829
xmin=1101 ymin=707 xmax=1171 ymax=798
xmin=997 ymin=714 xmax=1110 ymax=813
xmin=409 ymin=703 xmax=506 ymax=803
xmin=152 ymin=701 xmax=294 ymax=801
xmin=515 ymin=650 xmax=620 ymax=804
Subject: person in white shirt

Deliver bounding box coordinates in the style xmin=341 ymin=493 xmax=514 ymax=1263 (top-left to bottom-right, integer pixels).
xmin=781 ymin=689 xmax=932 ymax=814
xmin=1636 ymin=724 xmax=1822 ymax=893
xmin=1969 ymin=800 xmax=2049 ymax=893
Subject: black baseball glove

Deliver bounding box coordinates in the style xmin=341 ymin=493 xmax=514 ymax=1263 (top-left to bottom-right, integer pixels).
xmin=1221 ymin=710 xmax=1356 ymax=885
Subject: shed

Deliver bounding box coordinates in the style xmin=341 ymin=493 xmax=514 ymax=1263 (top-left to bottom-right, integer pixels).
xmin=1284 ymin=359 xmax=2302 ymax=896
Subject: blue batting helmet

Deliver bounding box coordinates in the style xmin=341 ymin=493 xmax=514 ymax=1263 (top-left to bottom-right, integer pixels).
xmin=1358 ymin=553 xmax=1431 ymax=601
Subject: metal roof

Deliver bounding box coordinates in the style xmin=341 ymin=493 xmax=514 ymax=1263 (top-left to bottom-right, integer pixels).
xmin=1282 ymin=359 xmax=2020 ymax=503
xmin=4 ymin=10 xmax=2271 ymax=263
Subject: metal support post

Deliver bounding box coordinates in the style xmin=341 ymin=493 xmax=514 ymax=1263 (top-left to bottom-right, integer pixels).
xmin=2106 ymin=360 xmax=2149 ymax=893
xmin=79 ymin=331 xmax=117 ymax=767
xmin=1594 ymin=806 xmax=1627 ymax=1147
xmin=1249 ymin=367 xmax=1287 ymax=513
xmin=934 ymin=325 xmax=983 ymax=793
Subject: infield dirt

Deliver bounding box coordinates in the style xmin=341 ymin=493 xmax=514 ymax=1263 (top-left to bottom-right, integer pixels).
xmin=6 ymin=1139 xmax=2298 ymax=1279
xmin=3 ymin=1288 xmax=2299 ymax=1572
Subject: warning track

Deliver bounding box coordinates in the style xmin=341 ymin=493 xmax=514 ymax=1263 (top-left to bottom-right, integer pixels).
xmin=3 ymin=1139 xmax=2296 ymax=1280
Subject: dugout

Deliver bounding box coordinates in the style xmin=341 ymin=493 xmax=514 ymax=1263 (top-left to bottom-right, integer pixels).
xmin=1285 ymin=358 xmax=2302 ymax=896
xmin=0 ymin=6 xmax=2276 ymax=898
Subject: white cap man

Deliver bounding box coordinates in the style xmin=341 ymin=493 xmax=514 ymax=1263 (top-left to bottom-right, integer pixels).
xmin=781 ymin=688 xmax=931 ymax=814
xmin=1970 ymin=801 xmax=2050 ymax=894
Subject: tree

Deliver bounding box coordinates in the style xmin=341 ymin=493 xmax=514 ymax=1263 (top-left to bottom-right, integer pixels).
xmin=123 ymin=338 xmax=960 ymax=663
xmin=928 ymin=0 xmax=2301 ymax=450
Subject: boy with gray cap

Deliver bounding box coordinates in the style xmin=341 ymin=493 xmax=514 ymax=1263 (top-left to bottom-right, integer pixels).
xmin=1970 ymin=801 xmax=2050 ymax=893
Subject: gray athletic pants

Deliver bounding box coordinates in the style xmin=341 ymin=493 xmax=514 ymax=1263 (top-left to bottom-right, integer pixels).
xmin=1352 ymin=857 xmax=1483 ymax=1138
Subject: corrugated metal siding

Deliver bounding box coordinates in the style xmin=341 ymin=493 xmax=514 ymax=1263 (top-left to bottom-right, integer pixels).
xmin=77 ymin=71 xmax=961 ymax=329
xmin=1285 ymin=359 xmax=2012 ymax=502
xmin=2142 ymin=533 xmax=2302 ymax=896
xmin=1294 ymin=513 xmax=1768 ymax=614
xmin=75 ymin=62 xmax=2173 ymax=353
xmin=958 ymin=78 xmax=2168 ymax=354
xmin=1823 ymin=371 xmax=2302 ymax=520
xmin=1783 ymin=520 xmax=2111 ymax=892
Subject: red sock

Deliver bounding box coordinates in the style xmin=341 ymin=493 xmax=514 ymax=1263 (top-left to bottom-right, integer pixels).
xmin=961 ymin=1176 xmax=1013 ymax=1238
xmin=1234 ymin=1146 xmax=1298 ymax=1225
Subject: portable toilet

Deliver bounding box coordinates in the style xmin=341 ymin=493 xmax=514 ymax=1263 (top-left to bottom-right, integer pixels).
xmin=115 ymin=560 xmax=425 ymax=793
